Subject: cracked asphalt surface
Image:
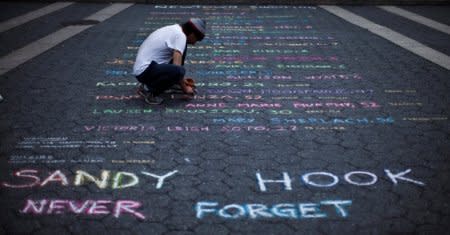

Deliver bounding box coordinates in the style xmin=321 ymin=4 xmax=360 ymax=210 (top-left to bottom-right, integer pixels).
xmin=0 ymin=3 xmax=449 ymax=235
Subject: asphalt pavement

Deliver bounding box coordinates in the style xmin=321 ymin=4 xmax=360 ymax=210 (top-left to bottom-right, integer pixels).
xmin=0 ymin=2 xmax=449 ymax=235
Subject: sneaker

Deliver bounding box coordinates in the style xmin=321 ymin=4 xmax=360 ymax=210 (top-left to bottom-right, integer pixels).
xmin=144 ymin=93 xmax=164 ymax=105
xmin=137 ymin=84 xmax=150 ymax=97
xmin=164 ymin=84 xmax=183 ymax=94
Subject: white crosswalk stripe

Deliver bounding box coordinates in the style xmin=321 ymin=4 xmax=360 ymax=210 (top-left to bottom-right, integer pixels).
xmin=379 ymin=6 xmax=450 ymax=35
xmin=320 ymin=5 xmax=450 ymax=70
xmin=0 ymin=3 xmax=134 ymax=76
xmin=0 ymin=2 xmax=74 ymax=33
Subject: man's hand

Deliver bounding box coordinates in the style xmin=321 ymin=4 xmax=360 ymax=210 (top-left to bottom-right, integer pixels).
xmin=180 ymin=79 xmax=194 ymax=95
xmin=184 ymin=85 xmax=194 ymax=95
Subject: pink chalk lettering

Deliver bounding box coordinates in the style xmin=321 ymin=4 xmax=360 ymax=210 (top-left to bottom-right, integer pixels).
xmin=48 ymin=200 xmax=67 ymax=214
xmin=185 ymin=103 xmax=227 ymax=108
xmin=167 ymin=126 xmax=209 ymax=132
xmin=304 ymin=74 xmax=362 ymax=80
xmin=69 ymin=200 xmax=92 ymax=214
xmin=293 ymin=102 xmax=357 ymax=109
xmin=2 ymin=169 xmax=40 ymax=188
xmin=88 ymin=200 xmax=111 ymax=215
xmin=360 ymin=101 xmax=381 ymax=109
xmin=84 ymin=126 xmax=96 ymax=131
xmin=21 ymin=199 xmax=145 ymax=219
xmin=114 ymin=200 xmax=146 ymax=220
xmin=237 ymin=103 xmax=282 ymax=108
xmin=21 ymin=199 xmax=48 ymax=214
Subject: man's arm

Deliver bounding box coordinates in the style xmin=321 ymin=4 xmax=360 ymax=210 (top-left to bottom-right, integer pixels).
xmin=173 ymin=50 xmax=193 ymax=94
xmin=172 ymin=50 xmax=183 ymax=66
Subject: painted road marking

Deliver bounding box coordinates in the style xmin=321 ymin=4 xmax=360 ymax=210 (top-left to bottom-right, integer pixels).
xmin=378 ymin=6 xmax=450 ymax=35
xmin=320 ymin=6 xmax=450 ymax=70
xmin=0 ymin=3 xmax=134 ymax=76
xmin=0 ymin=2 xmax=74 ymax=33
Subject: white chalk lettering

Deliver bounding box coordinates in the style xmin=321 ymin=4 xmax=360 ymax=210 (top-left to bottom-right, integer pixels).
xmin=141 ymin=170 xmax=178 ymax=189
xmin=256 ymin=172 xmax=292 ymax=192
xmin=344 ymin=171 xmax=378 ymax=186
xmin=255 ymin=169 xmax=423 ymax=191
xmin=74 ymin=170 xmax=110 ymax=189
xmin=302 ymin=172 xmax=339 ymax=187
xmin=384 ymin=169 xmax=425 ymax=186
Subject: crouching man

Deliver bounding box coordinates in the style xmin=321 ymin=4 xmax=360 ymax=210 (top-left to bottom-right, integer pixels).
xmin=132 ymin=18 xmax=206 ymax=104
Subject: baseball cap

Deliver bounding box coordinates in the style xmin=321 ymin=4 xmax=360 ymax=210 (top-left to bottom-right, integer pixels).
xmin=188 ymin=18 xmax=206 ymax=41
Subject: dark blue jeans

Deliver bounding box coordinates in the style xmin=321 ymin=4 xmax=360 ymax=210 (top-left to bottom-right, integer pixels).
xmin=136 ymin=61 xmax=185 ymax=96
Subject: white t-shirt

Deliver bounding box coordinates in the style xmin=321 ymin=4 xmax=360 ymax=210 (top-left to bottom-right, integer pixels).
xmin=132 ymin=24 xmax=186 ymax=76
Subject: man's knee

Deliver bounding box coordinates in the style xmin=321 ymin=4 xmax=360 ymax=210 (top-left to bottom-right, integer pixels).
xmin=175 ymin=66 xmax=186 ymax=79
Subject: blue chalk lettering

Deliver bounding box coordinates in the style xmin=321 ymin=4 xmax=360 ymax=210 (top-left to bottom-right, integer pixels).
xmin=299 ymin=203 xmax=327 ymax=218
xmin=218 ymin=204 xmax=246 ymax=219
xmin=271 ymin=204 xmax=298 ymax=218
xmin=321 ymin=200 xmax=352 ymax=217
xmin=246 ymin=204 xmax=273 ymax=219
xmin=196 ymin=201 xmax=218 ymax=219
